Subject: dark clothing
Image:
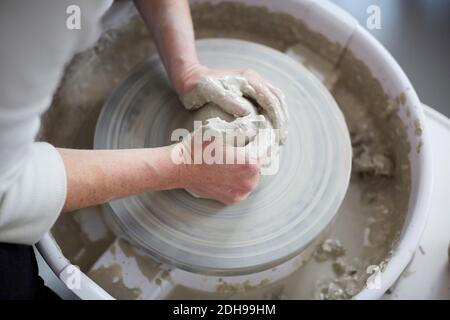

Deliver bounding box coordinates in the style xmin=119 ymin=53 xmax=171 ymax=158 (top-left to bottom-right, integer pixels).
xmin=0 ymin=243 xmax=60 ymax=300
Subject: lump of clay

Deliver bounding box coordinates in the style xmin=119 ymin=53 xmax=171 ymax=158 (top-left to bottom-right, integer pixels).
xmin=351 ymin=132 xmax=394 ymax=177
xmin=179 ymin=107 xmax=279 ymax=170
xmin=315 ymin=258 xmax=364 ymax=300
xmin=181 ymin=75 xmax=288 ymax=144
xmin=179 ymin=75 xmax=288 ymax=200
xmin=190 ymin=103 xmax=235 ymax=126
xmin=353 ymin=149 xmax=393 ymax=177
xmin=314 ymin=239 xmax=346 ymax=262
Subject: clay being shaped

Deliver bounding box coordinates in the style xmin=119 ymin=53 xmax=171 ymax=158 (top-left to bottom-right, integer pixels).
xmin=181 ymin=75 xmax=289 ymax=144
xmin=94 ymin=39 xmax=352 ymax=275
xmin=178 ymin=75 xmax=288 ymax=200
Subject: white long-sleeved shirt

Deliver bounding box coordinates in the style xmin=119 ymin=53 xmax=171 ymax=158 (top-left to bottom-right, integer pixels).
xmin=0 ymin=0 xmax=112 ymax=244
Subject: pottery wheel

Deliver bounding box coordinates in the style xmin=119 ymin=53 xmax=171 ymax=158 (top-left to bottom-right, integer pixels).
xmin=94 ymin=39 xmax=352 ymax=275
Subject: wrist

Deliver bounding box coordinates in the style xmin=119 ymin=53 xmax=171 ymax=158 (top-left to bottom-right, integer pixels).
xmin=143 ymin=146 xmax=185 ymax=190
xmin=166 ymin=142 xmax=196 ymax=190
xmin=172 ymin=62 xmax=207 ymax=96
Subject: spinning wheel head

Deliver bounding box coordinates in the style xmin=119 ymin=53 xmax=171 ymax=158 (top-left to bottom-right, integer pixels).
xmin=94 ymin=39 xmax=352 ymax=275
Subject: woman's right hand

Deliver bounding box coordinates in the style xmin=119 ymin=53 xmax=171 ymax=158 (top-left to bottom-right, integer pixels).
xmin=173 ymin=138 xmax=263 ymax=205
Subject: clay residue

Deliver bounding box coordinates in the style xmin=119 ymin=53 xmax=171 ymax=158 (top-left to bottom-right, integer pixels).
xmin=216 ymin=279 xmax=272 ymax=295
xmin=315 ymin=258 xmax=365 ymax=300
xmin=191 ymin=2 xmax=345 ymax=64
xmin=383 ymin=93 xmax=406 ymax=119
xmin=334 ymin=51 xmax=411 ymax=262
xmin=166 ymin=279 xmax=278 ymax=300
xmin=117 ymin=238 xmax=164 ymax=283
xmin=51 ymin=206 xmax=115 ymax=272
xmin=314 ymin=239 xmax=346 ymax=262
xmin=414 ymin=118 xmax=423 ymax=153
xmin=89 ymin=263 xmax=142 ymax=300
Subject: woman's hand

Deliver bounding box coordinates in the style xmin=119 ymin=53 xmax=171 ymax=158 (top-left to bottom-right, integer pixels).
xmin=180 ymin=154 xmax=262 ymax=205
xmin=174 ymin=137 xmax=263 ymax=205
xmin=59 ymin=141 xmax=263 ymax=212
xmin=176 ymin=64 xmax=289 ymax=143
xmin=135 ymin=0 xmax=288 ymax=140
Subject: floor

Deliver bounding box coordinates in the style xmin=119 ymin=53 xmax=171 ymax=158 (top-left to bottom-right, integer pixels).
xmin=330 ymin=0 xmax=450 ymax=116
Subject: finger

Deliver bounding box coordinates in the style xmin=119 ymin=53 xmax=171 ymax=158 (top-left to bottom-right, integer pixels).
xmin=266 ymin=85 xmax=289 ymax=144
xmin=267 ymin=85 xmax=288 ymax=124
xmin=209 ymin=77 xmax=255 ymax=117
xmin=181 ymin=77 xmax=255 ymax=117
xmin=245 ymin=80 xmax=289 ymax=144
xmin=244 ymin=80 xmax=280 ymax=125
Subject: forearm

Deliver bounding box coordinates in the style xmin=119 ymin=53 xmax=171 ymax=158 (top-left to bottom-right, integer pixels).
xmin=134 ymin=0 xmax=199 ymax=94
xmin=58 ymin=146 xmax=181 ymax=212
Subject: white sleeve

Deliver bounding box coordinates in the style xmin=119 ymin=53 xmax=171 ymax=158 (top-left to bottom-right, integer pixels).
xmin=0 ymin=143 xmax=67 ymax=244
xmin=0 ymin=0 xmax=111 ymax=244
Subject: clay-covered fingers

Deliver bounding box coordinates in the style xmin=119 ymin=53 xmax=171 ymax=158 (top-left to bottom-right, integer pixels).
xmin=181 ymin=76 xmax=256 ymax=117
xmin=180 ymin=69 xmax=289 ymax=145
xmin=241 ymin=70 xmax=289 ymax=144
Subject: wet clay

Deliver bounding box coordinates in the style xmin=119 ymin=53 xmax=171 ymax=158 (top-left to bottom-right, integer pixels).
xmin=181 ymin=75 xmax=289 ymax=143
xmin=87 ymin=238 xmax=169 ymax=299
xmin=42 ymin=2 xmax=412 ymax=299
xmin=89 ymin=263 xmax=142 ymax=300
